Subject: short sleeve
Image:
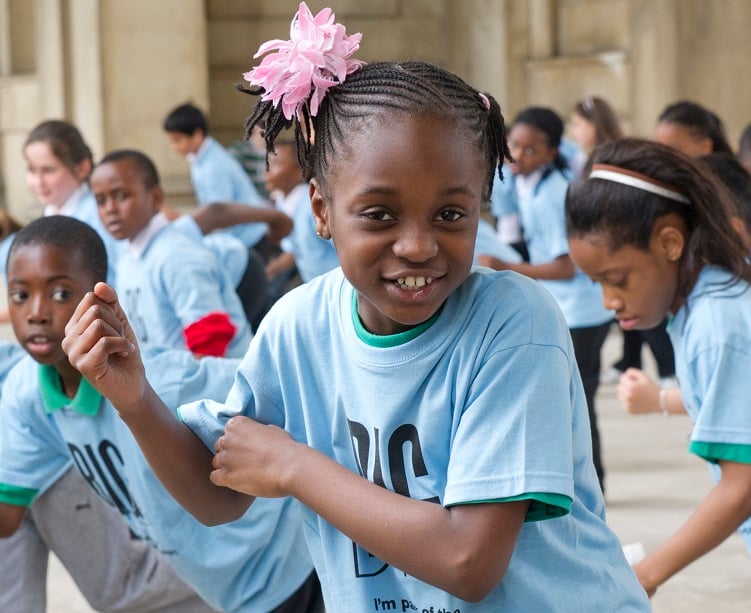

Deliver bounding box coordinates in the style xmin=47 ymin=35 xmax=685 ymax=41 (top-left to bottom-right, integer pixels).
xmin=444 ymin=341 xmax=575 ymax=507
xmin=686 ymin=342 xmax=751 ymax=448
xmin=0 ymin=382 xmax=72 ymax=503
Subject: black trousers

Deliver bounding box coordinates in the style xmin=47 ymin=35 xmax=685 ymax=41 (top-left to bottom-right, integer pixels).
xmin=235 ymin=247 xmax=273 ymax=333
xmin=570 ymin=321 xmax=611 ymax=492
xmin=271 ymin=571 xmax=324 ymax=613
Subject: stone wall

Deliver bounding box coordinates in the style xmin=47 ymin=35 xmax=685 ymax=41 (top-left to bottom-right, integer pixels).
xmin=1 ymin=0 xmax=750 ymax=219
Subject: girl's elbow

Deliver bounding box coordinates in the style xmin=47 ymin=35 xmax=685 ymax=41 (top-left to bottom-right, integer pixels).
xmin=0 ymin=525 xmax=18 ymax=539
xmin=443 ymin=554 xmax=509 ymax=602
xmin=445 ymin=573 xmax=506 ymax=603
xmin=193 ymin=495 xmax=254 ymax=526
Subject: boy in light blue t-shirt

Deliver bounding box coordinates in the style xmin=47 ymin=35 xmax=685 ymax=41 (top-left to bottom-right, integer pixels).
xmin=163 ymin=102 xmax=272 ymax=252
xmin=91 ymin=149 xmax=252 ymax=358
xmin=0 ymin=216 xmax=320 ymax=612
xmin=264 ymin=140 xmax=339 ymax=299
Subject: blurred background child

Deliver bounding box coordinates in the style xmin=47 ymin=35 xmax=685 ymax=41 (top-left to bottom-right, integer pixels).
xmin=568 ymin=96 xmax=623 ymax=177
xmin=478 ymin=106 xmax=613 ymax=492
xmin=162 ymin=103 xmax=275 ymax=261
xmin=263 ymin=138 xmax=339 ymax=300
xmin=91 ymin=149 xmax=251 ymax=357
xmin=22 ymin=119 xmax=122 ymax=285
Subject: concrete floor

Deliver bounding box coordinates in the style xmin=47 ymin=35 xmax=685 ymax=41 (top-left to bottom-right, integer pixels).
xmin=26 ymin=328 xmax=751 ymax=611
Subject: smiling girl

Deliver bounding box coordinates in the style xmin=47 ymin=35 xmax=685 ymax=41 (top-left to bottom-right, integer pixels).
xmin=61 ymin=3 xmax=649 ymax=611
xmin=567 ymin=137 xmax=751 ymax=597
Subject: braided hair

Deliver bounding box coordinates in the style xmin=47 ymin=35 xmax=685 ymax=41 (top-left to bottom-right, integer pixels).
xmin=237 ymin=61 xmax=510 ymax=203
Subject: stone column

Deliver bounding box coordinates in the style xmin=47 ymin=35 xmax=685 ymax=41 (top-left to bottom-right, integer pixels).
xmin=97 ymin=0 xmax=208 ymax=204
xmin=630 ymin=0 xmax=679 ymax=137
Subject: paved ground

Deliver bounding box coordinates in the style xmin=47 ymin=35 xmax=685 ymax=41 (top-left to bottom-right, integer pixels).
xmin=25 ymin=327 xmax=751 ymax=611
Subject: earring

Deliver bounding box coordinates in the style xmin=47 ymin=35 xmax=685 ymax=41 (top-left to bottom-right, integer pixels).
xmin=316 ymin=230 xmax=322 ymax=237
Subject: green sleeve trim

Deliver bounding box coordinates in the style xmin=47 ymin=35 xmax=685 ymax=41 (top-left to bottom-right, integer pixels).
xmin=0 ymin=482 xmax=38 ymax=507
xmin=690 ymin=441 xmax=751 ymax=464
xmin=458 ymin=492 xmax=572 ymax=523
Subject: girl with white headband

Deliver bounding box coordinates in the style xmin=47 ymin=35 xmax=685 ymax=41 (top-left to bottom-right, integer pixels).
xmin=62 ymin=3 xmax=649 ymax=611
xmin=567 ymin=137 xmax=751 ymax=598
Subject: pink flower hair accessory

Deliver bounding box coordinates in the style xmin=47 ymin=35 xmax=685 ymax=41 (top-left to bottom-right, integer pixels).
xmin=243 ymin=2 xmax=365 ymax=121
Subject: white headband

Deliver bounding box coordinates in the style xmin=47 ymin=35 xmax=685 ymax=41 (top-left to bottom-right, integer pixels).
xmin=589 ymin=164 xmax=690 ymax=204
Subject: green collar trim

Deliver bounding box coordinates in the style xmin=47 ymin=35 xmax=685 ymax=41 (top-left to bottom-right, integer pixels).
xmin=351 ymin=291 xmax=440 ymax=348
xmin=39 ymin=365 xmax=102 ymax=416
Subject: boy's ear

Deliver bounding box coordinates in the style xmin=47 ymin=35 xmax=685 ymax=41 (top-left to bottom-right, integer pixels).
xmin=151 ymin=186 xmax=165 ymax=210
xmin=192 ymin=129 xmax=206 ymax=145
xmin=310 ymin=179 xmax=331 ymax=240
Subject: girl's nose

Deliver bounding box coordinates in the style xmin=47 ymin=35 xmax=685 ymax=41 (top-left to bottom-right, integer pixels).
xmin=601 ymin=286 xmax=623 ymax=312
xmin=392 ymin=226 xmax=439 ymax=262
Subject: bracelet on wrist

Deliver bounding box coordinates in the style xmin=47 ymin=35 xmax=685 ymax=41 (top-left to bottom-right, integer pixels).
xmin=659 ymin=388 xmax=669 ymax=416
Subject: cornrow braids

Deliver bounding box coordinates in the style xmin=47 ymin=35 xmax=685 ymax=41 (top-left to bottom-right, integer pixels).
xmin=237 ymin=61 xmax=510 ymax=202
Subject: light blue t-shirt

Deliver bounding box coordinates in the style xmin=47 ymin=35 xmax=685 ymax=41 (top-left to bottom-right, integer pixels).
xmin=116 ymin=221 xmax=251 ymax=358
xmin=0 ymin=347 xmax=312 ymax=612
xmin=0 ymin=341 xmax=24 ymax=385
xmin=181 ymin=268 xmax=649 ymax=612
xmin=280 ymin=184 xmax=339 ymax=282
xmin=0 ymin=235 xmax=15 ymax=275
xmin=171 ymin=215 xmax=249 ymax=288
xmin=559 ymin=137 xmax=586 ymax=178
xmin=493 ymin=165 xmax=612 ymax=328
xmin=190 ymin=136 xmax=269 ymax=248
xmin=667 ymin=265 xmax=751 ymax=552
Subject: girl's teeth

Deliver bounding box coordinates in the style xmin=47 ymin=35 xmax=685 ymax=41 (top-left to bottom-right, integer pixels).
xmin=396 ymin=276 xmax=433 ymax=288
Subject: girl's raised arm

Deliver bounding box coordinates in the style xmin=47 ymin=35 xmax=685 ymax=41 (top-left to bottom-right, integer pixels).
xmin=63 ymin=282 xmax=252 ymax=525
xmin=211 ymin=415 xmax=528 ymax=601
xmin=633 ymin=460 xmax=751 ymax=595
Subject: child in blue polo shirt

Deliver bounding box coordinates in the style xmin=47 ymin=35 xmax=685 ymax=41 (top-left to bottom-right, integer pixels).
xmin=0 ymin=215 xmax=319 ymax=612
xmin=163 ymin=102 xmax=272 ymax=254
xmin=91 ymin=149 xmax=252 ymax=358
